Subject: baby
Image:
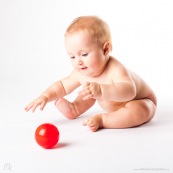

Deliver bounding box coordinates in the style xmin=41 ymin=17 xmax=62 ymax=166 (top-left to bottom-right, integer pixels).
xmin=25 ymin=16 xmax=157 ymax=132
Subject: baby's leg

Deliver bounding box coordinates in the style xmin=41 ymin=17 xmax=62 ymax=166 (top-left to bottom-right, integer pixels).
xmin=55 ymin=96 xmax=96 ymax=119
xmin=83 ymin=99 xmax=156 ymax=132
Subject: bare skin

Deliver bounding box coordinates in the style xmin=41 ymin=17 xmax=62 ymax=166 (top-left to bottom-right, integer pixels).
xmin=25 ymin=30 xmax=157 ymax=132
xmin=54 ymin=57 xmax=157 ymax=132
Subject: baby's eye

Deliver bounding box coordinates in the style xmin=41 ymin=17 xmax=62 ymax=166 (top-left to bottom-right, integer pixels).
xmin=82 ymin=53 xmax=88 ymax=57
xmin=70 ymin=56 xmax=75 ymax=59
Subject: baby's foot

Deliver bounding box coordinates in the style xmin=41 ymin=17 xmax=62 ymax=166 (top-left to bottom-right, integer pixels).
xmin=54 ymin=98 xmax=78 ymax=119
xmin=83 ymin=114 xmax=103 ymax=132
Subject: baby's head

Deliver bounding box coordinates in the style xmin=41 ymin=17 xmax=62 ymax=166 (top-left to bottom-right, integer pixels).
xmin=65 ymin=16 xmax=112 ymax=52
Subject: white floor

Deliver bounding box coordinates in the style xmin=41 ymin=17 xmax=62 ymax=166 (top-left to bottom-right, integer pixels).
xmin=0 ymin=92 xmax=173 ymax=173
xmin=1 ymin=0 xmax=173 ymax=173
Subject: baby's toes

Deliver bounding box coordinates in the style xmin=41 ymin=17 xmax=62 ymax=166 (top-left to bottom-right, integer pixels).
xmin=90 ymin=126 xmax=97 ymax=132
xmin=83 ymin=119 xmax=89 ymax=126
xmin=83 ymin=119 xmax=91 ymax=126
xmin=87 ymin=119 xmax=94 ymax=126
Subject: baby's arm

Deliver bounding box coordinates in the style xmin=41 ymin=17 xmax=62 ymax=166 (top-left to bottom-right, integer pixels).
xmin=79 ymin=69 xmax=136 ymax=102
xmin=100 ymin=78 xmax=136 ymax=102
xmin=24 ymin=81 xmax=66 ymax=112
xmin=79 ymin=79 xmax=136 ymax=102
xmin=25 ymin=74 xmax=80 ymax=112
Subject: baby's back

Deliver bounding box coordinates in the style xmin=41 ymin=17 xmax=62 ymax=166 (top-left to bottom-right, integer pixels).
xmin=129 ymin=70 xmax=157 ymax=105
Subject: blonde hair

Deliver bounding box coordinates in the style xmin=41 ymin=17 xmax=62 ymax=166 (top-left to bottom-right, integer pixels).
xmin=65 ymin=16 xmax=112 ymax=51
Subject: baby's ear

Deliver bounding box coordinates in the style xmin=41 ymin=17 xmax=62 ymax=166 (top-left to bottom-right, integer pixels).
xmin=102 ymin=42 xmax=110 ymax=55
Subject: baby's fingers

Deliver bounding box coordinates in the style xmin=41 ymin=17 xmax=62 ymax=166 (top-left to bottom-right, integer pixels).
xmin=25 ymin=102 xmax=40 ymax=112
xmin=25 ymin=103 xmax=34 ymax=112
xmin=82 ymin=94 xmax=93 ymax=100
xmin=40 ymin=100 xmax=47 ymax=111
xmin=78 ymin=88 xmax=92 ymax=99
xmin=31 ymin=104 xmax=39 ymax=112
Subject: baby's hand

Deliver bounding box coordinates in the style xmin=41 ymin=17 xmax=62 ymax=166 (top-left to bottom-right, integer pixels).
xmin=25 ymin=95 xmax=48 ymax=112
xmin=78 ymin=82 xmax=101 ymax=100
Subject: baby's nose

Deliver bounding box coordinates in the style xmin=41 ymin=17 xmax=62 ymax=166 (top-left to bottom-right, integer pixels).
xmin=77 ymin=58 xmax=83 ymax=65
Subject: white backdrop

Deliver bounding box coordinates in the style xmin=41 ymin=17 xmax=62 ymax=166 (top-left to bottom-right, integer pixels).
xmin=0 ymin=0 xmax=173 ymax=172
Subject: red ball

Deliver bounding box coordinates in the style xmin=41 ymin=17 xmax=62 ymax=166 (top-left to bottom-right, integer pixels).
xmin=35 ymin=123 xmax=60 ymax=149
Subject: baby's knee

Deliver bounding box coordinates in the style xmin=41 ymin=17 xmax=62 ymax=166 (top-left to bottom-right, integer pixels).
xmin=127 ymin=99 xmax=155 ymax=124
xmin=139 ymin=99 xmax=156 ymax=122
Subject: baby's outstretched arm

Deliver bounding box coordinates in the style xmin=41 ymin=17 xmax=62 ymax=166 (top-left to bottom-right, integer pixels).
xmin=25 ymin=73 xmax=80 ymax=112
xmin=25 ymin=81 xmax=67 ymax=112
xmin=25 ymin=95 xmax=48 ymax=112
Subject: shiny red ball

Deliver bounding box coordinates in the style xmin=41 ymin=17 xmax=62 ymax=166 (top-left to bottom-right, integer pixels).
xmin=35 ymin=123 xmax=60 ymax=149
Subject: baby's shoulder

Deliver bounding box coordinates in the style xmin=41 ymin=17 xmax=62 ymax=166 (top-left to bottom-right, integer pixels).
xmin=106 ymin=57 xmax=128 ymax=74
xmin=108 ymin=57 xmax=125 ymax=68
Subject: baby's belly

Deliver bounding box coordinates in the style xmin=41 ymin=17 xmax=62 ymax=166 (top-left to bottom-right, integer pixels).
xmin=97 ymin=100 xmax=127 ymax=112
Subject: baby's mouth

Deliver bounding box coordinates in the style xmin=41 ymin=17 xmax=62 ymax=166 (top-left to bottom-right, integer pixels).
xmin=80 ymin=67 xmax=87 ymax=70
